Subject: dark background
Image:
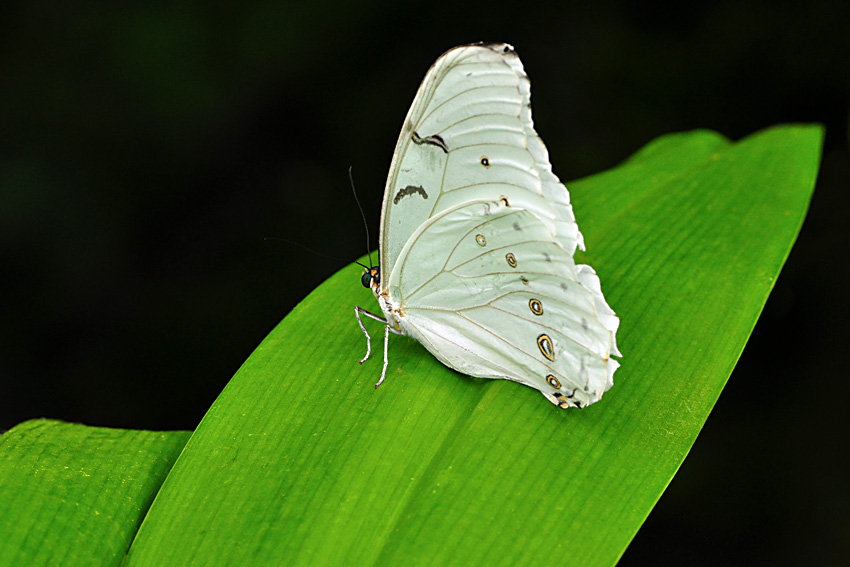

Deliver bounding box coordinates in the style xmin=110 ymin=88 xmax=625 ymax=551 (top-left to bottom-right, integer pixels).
xmin=1 ymin=1 xmax=847 ymax=565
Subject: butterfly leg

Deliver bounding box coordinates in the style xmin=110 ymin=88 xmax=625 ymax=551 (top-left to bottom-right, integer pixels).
xmin=355 ymin=306 xmax=402 ymax=388
xmin=373 ymin=324 xmax=392 ymax=389
xmin=355 ymin=306 xmax=381 ymax=363
xmin=374 ymin=323 xmax=403 ymax=388
xmin=355 ymin=306 xmax=397 ymax=362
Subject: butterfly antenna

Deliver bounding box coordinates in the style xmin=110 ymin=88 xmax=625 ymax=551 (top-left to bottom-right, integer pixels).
xmin=264 ymin=237 xmax=365 ymax=267
xmin=349 ymin=166 xmax=374 ymax=269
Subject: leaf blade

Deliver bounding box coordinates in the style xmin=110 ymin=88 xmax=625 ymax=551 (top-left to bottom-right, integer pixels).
xmin=0 ymin=420 xmax=191 ymax=567
xmin=125 ymin=125 xmax=823 ymax=567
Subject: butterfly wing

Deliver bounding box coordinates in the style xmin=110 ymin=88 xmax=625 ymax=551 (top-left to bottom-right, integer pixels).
xmin=387 ymin=199 xmax=619 ymax=408
xmin=379 ymin=43 xmax=582 ymax=284
xmin=372 ymin=42 xmax=620 ymax=408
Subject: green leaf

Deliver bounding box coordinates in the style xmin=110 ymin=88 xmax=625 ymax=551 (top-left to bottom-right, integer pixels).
xmin=125 ymin=124 xmax=821 ymax=566
xmin=124 ymin=125 xmax=821 ymax=567
xmin=0 ymin=420 xmax=190 ymax=567
xmin=2 ymin=125 xmax=822 ymax=567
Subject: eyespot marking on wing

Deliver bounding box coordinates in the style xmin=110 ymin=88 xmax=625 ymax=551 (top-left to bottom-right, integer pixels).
xmin=537 ymin=334 xmax=554 ymax=361
xmin=529 ymin=298 xmax=543 ymax=315
xmin=506 ymin=253 xmax=517 ymax=267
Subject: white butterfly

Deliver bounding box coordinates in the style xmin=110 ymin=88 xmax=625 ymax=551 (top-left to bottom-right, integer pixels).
xmin=356 ymin=43 xmax=621 ymax=409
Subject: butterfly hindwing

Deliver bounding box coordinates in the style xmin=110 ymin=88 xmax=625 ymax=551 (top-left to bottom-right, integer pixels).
xmin=387 ymin=199 xmax=617 ymax=408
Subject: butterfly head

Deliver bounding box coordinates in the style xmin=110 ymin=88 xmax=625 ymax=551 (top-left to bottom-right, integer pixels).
xmin=361 ymin=266 xmax=381 ymax=291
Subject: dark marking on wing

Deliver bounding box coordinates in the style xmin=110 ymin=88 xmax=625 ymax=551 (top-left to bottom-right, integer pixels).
xmin=578 ymin=356 xmax=589 ymax=385
xmin=412 ymin=131 xmax=449 ymax=153
xmin=476 ymin=42 xmax=514 ymax=55
xmin=393 ymin=185 xmax=428 ymax=204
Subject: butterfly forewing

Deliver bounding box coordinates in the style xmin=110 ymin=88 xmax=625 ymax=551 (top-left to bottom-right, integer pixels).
xmin=380 ymin=44 xmax=582 ymax=278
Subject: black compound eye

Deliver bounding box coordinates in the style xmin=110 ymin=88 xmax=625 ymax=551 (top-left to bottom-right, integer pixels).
xmin=361 ymin=266 xmax=381 ymax=288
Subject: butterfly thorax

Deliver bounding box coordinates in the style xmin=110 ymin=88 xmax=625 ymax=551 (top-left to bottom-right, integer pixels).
xmin=376 ymin=291 xmax=401 ymax=332
xmin=362 ymin=265 xmax=402 ymax=331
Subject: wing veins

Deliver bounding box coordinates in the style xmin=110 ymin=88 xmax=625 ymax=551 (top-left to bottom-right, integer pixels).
xmin=404 ymin=268 xmax=598 ymax=322
xmin=453 ymin=311 xmax=580 ymax=386
xmin=415 ymin=84 xmax=521 ymax=132
xmin=441 ymin=180 xmax=539 ymax=194
xmin=447 ymin=239 xmax=566 ymax=270
xmin=418 ymin=107 xmax=522 ymax=140
xmin=481 ymin=303 xmax=607 ymax=356
xmin=403 ymin=317 xmax=521 ymax=381
xmin=406 ymin=246 xmax=578 ymax=305
xmin=431 ymin=112 xmax=524 ymax=135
